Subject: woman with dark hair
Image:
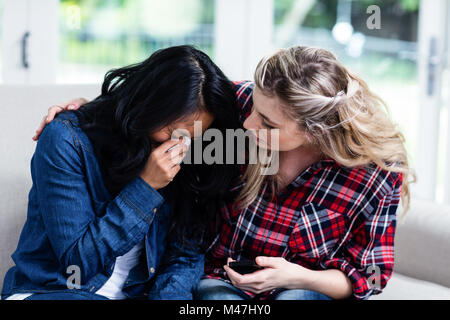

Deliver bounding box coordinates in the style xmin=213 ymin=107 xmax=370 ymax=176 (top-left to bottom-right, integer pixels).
xmin=1 ymin=45 xmax=241 ymax=300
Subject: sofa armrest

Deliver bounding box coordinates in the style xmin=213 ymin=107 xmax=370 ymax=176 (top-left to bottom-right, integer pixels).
xmin=394 ymin=199 xmax=450 ymax=288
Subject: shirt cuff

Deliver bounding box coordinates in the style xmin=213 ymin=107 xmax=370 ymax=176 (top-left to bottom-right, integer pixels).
xmin=322 ymin=258 xmax=375 ymax=300
xmin=117 ymin=177 xmax=165 ymax=225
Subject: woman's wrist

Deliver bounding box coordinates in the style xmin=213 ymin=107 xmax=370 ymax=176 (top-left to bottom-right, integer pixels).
xmin=140 ymin=174 xmax=159 ymax=190
xmin=287 ymin=264 xmax=318 ymax=290
xmin=294 ymin=268 xmax=353 ymax=299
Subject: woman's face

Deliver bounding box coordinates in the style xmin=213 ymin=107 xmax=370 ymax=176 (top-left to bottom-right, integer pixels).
xmin=149 ymin=111 xmax=215 ymax=144
xmin=243 ymin=86 xmax=311 ymax=151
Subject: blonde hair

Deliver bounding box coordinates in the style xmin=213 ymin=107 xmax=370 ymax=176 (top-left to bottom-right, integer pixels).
xmin=238 ymin=46 xmax=416 ymax=214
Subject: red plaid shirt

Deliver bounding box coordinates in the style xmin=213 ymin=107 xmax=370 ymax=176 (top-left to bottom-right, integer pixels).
xmin=203 ymin=81 xmax=403 ymax=300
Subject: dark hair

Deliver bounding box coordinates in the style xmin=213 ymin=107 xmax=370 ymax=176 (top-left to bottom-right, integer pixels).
xmin=70 ymin=45 xmax=241 ymax=250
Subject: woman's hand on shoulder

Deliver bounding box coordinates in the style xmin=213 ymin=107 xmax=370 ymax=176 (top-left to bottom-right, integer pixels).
xmin=32 ymin=98 xmax=89 ymax=141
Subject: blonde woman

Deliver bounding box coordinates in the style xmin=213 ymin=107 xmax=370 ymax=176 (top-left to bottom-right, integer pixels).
xmin=196 ymin=46 xmax=413 ymax=300
xmin=36 ymin=46 xmax=413 ymax=300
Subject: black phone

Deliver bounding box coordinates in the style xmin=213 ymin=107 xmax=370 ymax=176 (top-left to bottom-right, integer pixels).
xmin=228 ymin=259 xmax=264 ymax=275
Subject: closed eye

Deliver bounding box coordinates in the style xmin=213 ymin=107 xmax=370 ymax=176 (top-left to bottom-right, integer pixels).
xmin=262 ymin=121 xmax=275 ymax=129
xmin=255 ymin=109 xmax=278 ymax=129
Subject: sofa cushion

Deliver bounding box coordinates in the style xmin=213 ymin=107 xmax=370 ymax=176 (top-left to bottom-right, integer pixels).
xmin=394 ymin=199 xmax=450 ymax=288
xmin=371 ymin=272 xmax=450 ymax=300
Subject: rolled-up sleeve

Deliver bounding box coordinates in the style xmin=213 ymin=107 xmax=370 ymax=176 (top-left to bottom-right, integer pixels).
xmin=321 ymin=175 xmax=402 ymax=300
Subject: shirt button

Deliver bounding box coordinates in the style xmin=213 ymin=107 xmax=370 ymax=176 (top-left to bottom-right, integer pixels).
xmin=153 ymin=208 xmax=157 ymax=213
xmin=149 ymin=267 xmax=155 ymax=274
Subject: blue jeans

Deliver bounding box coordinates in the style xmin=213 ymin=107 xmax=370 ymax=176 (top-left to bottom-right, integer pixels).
xmin=194 ymin=279 xmax=332 ymax=300
xmin=23 ymin=292 xmax=109 ymax=300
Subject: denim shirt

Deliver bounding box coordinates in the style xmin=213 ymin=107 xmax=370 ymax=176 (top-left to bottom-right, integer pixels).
xmin=1 ymin=111 xmax=204 ymax=300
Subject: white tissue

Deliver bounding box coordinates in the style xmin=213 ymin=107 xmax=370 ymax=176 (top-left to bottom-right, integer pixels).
xmin=183 ymin=136 xmax=191 ymax=147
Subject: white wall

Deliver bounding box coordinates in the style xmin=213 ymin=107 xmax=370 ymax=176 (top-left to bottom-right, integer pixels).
xmin=1 ymin=0 xmax=58 ymax=84
xmin=214 ymin=0 xmax=273 ymax=81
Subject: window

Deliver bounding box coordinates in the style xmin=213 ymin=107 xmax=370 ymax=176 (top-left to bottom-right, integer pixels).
xmin=0 ymin=0 xmax=3 ymax=83
xmin=0 ymin=0 xmax=448 ymax=203
xmin=273 ymin=0 xmax=425 ymax=194
xmin=58 ymin=0 xmax=215 ymax=83
xmin=274 ymin=0 xmax=419 ymax=154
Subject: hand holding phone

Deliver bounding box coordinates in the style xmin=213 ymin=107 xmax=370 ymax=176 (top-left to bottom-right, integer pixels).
xmin=228 ymin=259 xmax=264 ymax=275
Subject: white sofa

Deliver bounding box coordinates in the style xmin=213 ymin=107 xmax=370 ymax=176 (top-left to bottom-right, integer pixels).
xmin=1 ymin=85 xmax=450 ymax=300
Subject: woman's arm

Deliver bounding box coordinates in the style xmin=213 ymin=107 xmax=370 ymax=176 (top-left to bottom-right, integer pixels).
xmin=224 ymin=256 xmax=353 ymax=300
xmin=293 ymin=265 xmax=353 ymax=299
xmin=34 ymin=120 xmax=164 ymax=283
xmin=34 ymin=119 xmax=185 ymax=284
xmin=225 ymin=178 xmax=400 ymax=300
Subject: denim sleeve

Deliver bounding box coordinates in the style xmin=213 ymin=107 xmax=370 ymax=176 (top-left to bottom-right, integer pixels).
xmin=148 ymin=236 xmax=205 ymax=300
xmin=33 ymin=120 xmax=164 ymax=283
